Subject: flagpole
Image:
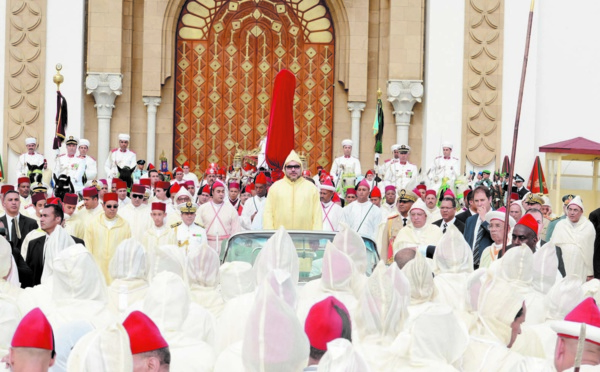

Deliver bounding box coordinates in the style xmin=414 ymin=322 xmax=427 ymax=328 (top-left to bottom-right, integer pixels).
xmin=502 ymin=0 xmax=535 ymax=255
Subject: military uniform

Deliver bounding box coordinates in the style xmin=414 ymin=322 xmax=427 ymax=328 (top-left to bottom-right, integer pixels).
xmin=385 ymin=162 xmax=418 ymax=189
xmin=172 ymin=202 xmax=208 ymax=253
xmin=376 ymin=189 xmax=418 ymax=263
xmin=54 ymin=153 xmax=86 ymax=192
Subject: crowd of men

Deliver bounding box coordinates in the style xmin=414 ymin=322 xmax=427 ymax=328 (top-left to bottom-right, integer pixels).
xmin=1 ymin=134 xmax=600 ymax=371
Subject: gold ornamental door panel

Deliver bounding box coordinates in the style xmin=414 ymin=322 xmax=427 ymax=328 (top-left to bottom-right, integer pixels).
xmin=175 ymin=0 xmax=335 ymax=175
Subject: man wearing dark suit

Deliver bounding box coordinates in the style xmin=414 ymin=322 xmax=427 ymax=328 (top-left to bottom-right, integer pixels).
xmin=455 ymin=189 xmax=477 ymax=226
xmin=464 ymin=186 xmax=494 ymax=268
xmin=433 ymin=196 xmax=465 ymax=234
xmin=25 ymin=203 xmax=85 ymax=287
xmin=0 ymin=190 xmax=39 ymax=287
xmin=589 ymin=206 xmax=600 ymax=278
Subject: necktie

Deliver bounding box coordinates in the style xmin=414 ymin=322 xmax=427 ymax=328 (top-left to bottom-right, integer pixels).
xmin=403 ymin=218 xmax=407 ymax=227
xmin=10 ymin=218 xmax=16 ymax=245
xmin=473 ymin=224 xmax=485 ymax=266
xmin=443 ymin=222 xmax=447 ymax=233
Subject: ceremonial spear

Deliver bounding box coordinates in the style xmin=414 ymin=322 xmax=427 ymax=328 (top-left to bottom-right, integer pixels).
xmin=501 ymin=0 xmax=536 ymax=256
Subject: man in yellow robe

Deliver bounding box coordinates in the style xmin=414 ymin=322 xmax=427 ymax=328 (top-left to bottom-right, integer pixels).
xmin=84 ymin=192 xmax=132 ymax=283
xmin=392 ymin=198 xmax=443 ymax=256
xmin=74 ymin=185 xmax=103 ymax=226
xmin=263 ymin=150 xmax=322 ymax=230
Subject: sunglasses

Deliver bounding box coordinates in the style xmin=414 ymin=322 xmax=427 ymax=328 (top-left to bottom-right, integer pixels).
xmin=131 ymin=194 xmax=144 ymax=199
xmin=105 ymin=205 xmax=118 ymax=209
xmin=285 ymin=165 xmax=301 ymax=170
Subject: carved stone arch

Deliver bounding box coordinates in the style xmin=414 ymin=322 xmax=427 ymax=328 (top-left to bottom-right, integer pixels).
xmin=161 ymin=0 xmax=349 ymax=87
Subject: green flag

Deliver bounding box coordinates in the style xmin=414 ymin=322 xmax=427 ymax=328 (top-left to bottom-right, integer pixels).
xmin=373 ymin=98 xmax=384 ymax=153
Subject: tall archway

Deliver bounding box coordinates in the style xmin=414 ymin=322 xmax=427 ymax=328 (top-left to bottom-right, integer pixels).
xmin=174 ymin=0 xmax=335 ymax=174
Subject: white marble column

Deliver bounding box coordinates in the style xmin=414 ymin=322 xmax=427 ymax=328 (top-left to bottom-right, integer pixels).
xmin=85 ymin=73 xmax=123 ymax=178
xmin=387 ymin=80 xmax=423 ymax=145
xmin=143 ymin=96 xmax=161 ymax=166
xmin=347 ymin=102 xmax=366 ymax=158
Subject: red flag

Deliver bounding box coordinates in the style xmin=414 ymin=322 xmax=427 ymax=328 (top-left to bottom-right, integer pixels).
xmin=527 ymin=156 xmax=548 ymax=194
xmin=265 ymin=69 xmax=296 ymax=175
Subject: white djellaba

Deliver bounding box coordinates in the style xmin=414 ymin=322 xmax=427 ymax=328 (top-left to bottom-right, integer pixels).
xmin=332 ymin=223 xmax=369 ymax=297
xmin=317 ymin=338 xmax=371 ymax=372
xmin=242 ymin=279 xmax=309 ymax=372
xmin=107 ymin=238 xmax=149 ymax=318
xmin=0 ymin=296 xmax=20 ymax=359
xmin=0 ymin=237 xmax=21 ymax=298
xmin=142 ymin=271 xmax=215 ymax=372
xmin=216 ymin=226 xmax=298 ymax=353
xmin=186 ymin=242 xmax=225 ymax=318
xmin=66 ymin=323 xmax=133 ymax=372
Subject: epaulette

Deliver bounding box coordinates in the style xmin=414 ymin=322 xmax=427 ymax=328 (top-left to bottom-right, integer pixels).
xmin=387 ymin=213 xmax=400 ymax=220
xmin=171 ymin=221 xmax=182 ymax=228
xmin=436 ymin=155 xmax=442 ymax=159
xmin=550 ymin=216 xmax=560 ymax=221
xmin=58 ymin=154 xmax=65 ymax=157
xmin=194 ymin=222 xmax=205 ymax=228
xmin=24 ymin=204 xmax=33 ymax=209
xmin=77 ymin=204 xmax=85 ymax=210
xmin=130 ymin=150 xmax=136 ymax=154
xmin=385 ymin=159 xmax=391 ymax=163
xmin=111 ymin=148 xmax=118 ymax=152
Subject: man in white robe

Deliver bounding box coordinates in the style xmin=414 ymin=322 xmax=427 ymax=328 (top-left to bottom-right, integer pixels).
xmin=393 ymin=198 xmax=442 ymax=256
xmin=424 ymin=189 xmax=441 ymax=223
xmin=383 ymin=144 xmax=418 ymax=190
xmin=78 ymin=138 xmax=97 ymax=182
xmin=142 ymin=202 xmax=176 ymax=251
xmin=379 ymin=185 xmax=397 ymax=220
xmin=319 ymin=177 xmax=343 ymax=232
xmin=196 ymin=180 xmax=240 ymax=253
xmin=118 ymin=183 xmax=152 ymax=242
xmin=104 ymin=133 xmax=136 ymax=181
xmin=340 ymin=180 xmax=381 ymax=240
xmin=16 ymin=137 xmax=45 ymax=178
xmin=551 ymin=196 xmax=596 ymax=280
xmin=240 ymin=172 xmax=268 ymax=230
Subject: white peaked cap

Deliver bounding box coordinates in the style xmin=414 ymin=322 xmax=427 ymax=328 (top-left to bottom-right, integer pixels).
xmin=118 ymin=133 xmax=130 ymax=141
xmin=333 ymin=222 xmax=367 ymax=274
xmin=254 ymin=226 xmax=299 ymax=286
xmin=109 ymin=238 xmax=147 ymax=281
xmin=25 ymin=137 xmax=37 ymax=145
xmin=66 ymin=324 xmax=133 ymax=372
xmin=341 ymin=139 xmax=353 ymax=147
xmin=441 ymin=141 xmax=453 ymax=149
xmin=317 ymin=338 xmax=372 ymax=372
xmin=242 ymin=281 xmax=309 ymax=372
xmin=79 ymin=139 xmax=91 ymax=147
xmin=568 ymin=195 xmax=584 ymax=213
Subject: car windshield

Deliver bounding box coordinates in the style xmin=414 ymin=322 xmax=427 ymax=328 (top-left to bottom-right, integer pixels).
xmin=222 ymin=232 xmax=379 ymax=281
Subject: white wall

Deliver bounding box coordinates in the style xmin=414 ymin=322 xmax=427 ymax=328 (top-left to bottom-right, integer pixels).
xmin=43 ymin=0 xmax=86 ymax=171
xmin=422 ymin=0 xmax=465 ymax=172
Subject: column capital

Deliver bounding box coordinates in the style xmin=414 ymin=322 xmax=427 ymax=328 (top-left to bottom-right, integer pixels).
xmin=347 ymin=101 xmax=366 ymax=119
xmin=386 ymin=79 xmax=423 ymax=125
xmin=143 ymin=96 xmax=162 ymax=113
xmin=85 ymin=73 xmax=123 ymax=119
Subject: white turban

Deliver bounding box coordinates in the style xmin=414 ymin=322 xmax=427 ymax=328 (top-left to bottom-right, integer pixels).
xmin=79 ymin=139 xmax=91 ymax=148
xmin=567 ymin=195 xmax=584 ymax=213
xmin=117 ymin=133 xmax=130 ymax=141
xmin=341 ymin=139 xmax=353 ymax=147
xmin=25 ymin=137 xmax=37 ymax=145
xmin=441 ymin=141 xmax=453 ymax=149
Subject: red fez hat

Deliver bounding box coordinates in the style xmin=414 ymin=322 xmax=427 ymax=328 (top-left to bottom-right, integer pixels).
xmin=511 ymin=192 xmax=519 ymax=201
xmin=131 ymin=184 xmax=146 ymax=194
xmin=319 ymin=177 xmax=336 ymax=192
xmin=140 ymin=178 xmax=151 ymax=187
xmin=517 ymin=213 xmax=538 ymax=235
xmin=31 ymin=192 xmax=46 ymax=205
xmin=425 ymin=189 xmax=437 ymax=197
xmin=1 ymin=185 xmax=15 ymax=194
xmin=443 ymin=189 xmax=455 ymax=198
xmin=217 ymin=168 xmax=226 ymax=176
xmin=366 ymin=169 xmax=374 ymax=176
xmin=47 ymin=197 xmax=61 ymax=205
xmin=212 ymin=180 xmax=225 ymax=191
xmin=346 ymin=188 xmax=357 ymax=196
xmin=416 ymin=184 xmax=427 ymax=191
xmin=116 ymin=180 xmax=127 ymax=190
xmin=370 ymin=187 xmax=382 ymax=198
xmin=412 ymin=187 xmax=421 ymax=196
xmin=255 ymin=172 xmax=267 ymax=185
xmin=302 ymin=170 xmax=311 ymax=177
xmin=463 ymin=189 xmax=471 ymax=199
xmin=553 ymin=298 xmax=600 ymax=345
xmin=174 ymin=167 xmax=183 ymax=174
xmin=148 ymin=163 xmax=156 ymax=170
xmin=151 ymin=202 xmax=166 ymax=212
xmin=201 ymin=184 xmax=210 ymax=194
xmin=228 ymin=181 xmax=240 ymax=190
xmin=99 ymin=179 xmax=108 ymax=186
xmin=17 ymin=177 xmax=30 ymax=185
xmin=82 ymin=187 xmax=98 ymax=197
xmin=103 ymin=192 xmax=118 ymax=203
xmin=384 ymin=185 xmax=396 ymax=193
xmin=156 ymin=181 xmax=170 ymax=190
xmin=12 ymin=308 xmax=54 ymax=350
xmin=356 ymin=179 xmax=370 ymax=190
xmin=206 ymin=168 xmax=217 ymax=175
xmin=245 ymin=184 xmax=253 ymax=193
xmin=305 ymin=296 xmax=349 ymax=350
xmin=111 ymin=179 xmax=118 ymax=186
xmin=184 ymin=180 xmax=195 ymax=187
xmin=266 ymin=176 xmax=272 ymax=183
xmin=123 ymin=311 xmax=168 ymax=354
xmin=182 ymin=161 xmax=190 ymax=167
xmin=333 ymin=192 xmax=341 ymax=203
xmin=63 ymin=193 xmax=78 ymax=206
xmin=170 ymin=182 xmax=181 ymax=194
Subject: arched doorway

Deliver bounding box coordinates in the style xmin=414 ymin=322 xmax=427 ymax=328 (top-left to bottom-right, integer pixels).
xmin=174 ymin=0 xmax=335 ymax=175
